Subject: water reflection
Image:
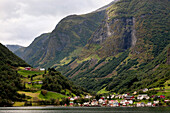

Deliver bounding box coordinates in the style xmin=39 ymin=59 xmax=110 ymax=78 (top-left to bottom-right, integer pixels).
xmin=0 ymin=107 xmax=169 ymax=113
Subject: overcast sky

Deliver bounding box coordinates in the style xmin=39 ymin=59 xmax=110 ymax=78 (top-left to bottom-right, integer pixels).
xmin=0 ymin=0 xmax=114 ymax=47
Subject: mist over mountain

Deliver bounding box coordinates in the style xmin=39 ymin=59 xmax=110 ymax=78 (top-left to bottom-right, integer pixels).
xmin=6 ymin=45 xmax=23 ymax=52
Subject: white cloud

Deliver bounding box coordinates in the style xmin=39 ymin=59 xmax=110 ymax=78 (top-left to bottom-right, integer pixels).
xmin=0 ymin=0 xmax=114 ymax=46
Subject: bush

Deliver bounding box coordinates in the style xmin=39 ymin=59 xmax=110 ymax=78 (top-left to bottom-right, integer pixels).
xmin=41 ymin=90 xmax=48 ymax=96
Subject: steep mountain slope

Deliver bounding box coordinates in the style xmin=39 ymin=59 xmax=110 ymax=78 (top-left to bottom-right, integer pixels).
xmin=15 ymin=33 xmax=50 ymax=66
xmin=15 ymin=10 xmax=106 ymax=68
xmin=14 ymin=0 xmax=170 ymax=94
xmin=85 ymin=0 xmax=170 ymax=60
xmin=58 ymin=0 xmax=170 ymax=92
xmin=0 ymin=43 xmax=29 ymax=106
xmin=105 ymin=44 xmax=170 ymax=93
xmin=6 ymin=45 xmax=23 ymax=52
xmin=0 ymin=43 xmax=29 ymax=67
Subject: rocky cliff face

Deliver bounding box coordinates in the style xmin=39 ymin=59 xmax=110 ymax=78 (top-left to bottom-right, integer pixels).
xmin=84 ymin=0 xmax=169 ymax=61
xmin=167 ymin=48 xmax=170 ymax=65
xmin=88 ymin=16 xmax=135 ymax=57
xmin=58 ymin=0 xmax=170 ymax=93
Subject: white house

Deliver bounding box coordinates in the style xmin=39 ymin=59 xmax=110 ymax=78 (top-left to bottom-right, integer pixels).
xmin=111 ymin=95 xmax=115 ymax=99
xmin=85 ymin=95 xmax=92 ymax=99
xmin=38 ymin=81 xmax=43 ymax=84
xmin=108 ymin=100 xmax=119 ymax=107
xmin=153 ymin=101 xmax=159 ymax=104
xmin=143 ymin=88 xmax=149 ymax=92
xmin=70 ymin=98 xmax=74 ymax=101
xmin=146 ymin=102 xmax=152 ymax=107
xmin=91 ymin=99 xmax=98 ymax=106
xmin=137 ymin=94 xmax=150 ymax=100
xmin=40 ymin=68 xmax=45 ymax=71
xmin=98 ymin=99 xmax=104 ymax=104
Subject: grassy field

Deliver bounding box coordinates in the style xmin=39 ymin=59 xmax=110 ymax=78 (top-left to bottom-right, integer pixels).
xmin=39 ymin=91 xmax=68 ymax=100
xmin=18 ymin=90 xmax=68 ymax=101
xmin=18 ymin=70 xmax=44 ymax=77
xmin=18 ymin=91 xmax=41 ymax=99
xmin=152 ymin=79 xmax=170 ymax=97
xmin=13 ymin=102 xmax=25 ymax=107
xmin=97 ymin=87 xmax=110 ymax=94
xmin=14 ymin=69 xmax=72 ymax=106
xmin=26 ymin=84 xmax=42 ymax=89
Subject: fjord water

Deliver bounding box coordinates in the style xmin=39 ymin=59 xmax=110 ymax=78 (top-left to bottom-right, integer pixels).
xmin=0 ymin=107 xmax=170 ymax=113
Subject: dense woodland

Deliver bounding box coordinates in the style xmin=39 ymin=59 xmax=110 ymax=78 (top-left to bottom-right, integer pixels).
xmin=42 ymin=68 xmax=87 ymax=96
xmin=0 ymin=43 xmax=29 ymax=106
xmin=106 ymin=45 xmax=170 ymax=93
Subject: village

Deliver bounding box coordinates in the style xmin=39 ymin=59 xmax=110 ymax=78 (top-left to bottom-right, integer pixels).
xmin=15 ymin=67 xmax=169 ymax=107
xmin=67 ymin=88 xmax=169 ymax=107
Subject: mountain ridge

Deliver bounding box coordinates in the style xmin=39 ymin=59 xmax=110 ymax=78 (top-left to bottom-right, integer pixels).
xmin=0 ymin=43 xmax=29 ymax=106
xmin=14 ymin=0 xmax=170 ymax=93
xmin=15 ymin=10 xmax=106 ymax=68
xmin=6 ymin=44 xmax=23 ymax=52
xmin=57 ymin=0 xmax=170 ymax=93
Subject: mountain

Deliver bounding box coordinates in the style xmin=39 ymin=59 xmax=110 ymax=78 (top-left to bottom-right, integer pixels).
xmin=95 ymin=0 xmax=120 ymax=12
xmin=15 ymin=10 xmax=107 ymax=68
xmin=6 ymin=45 xmax=23 ymax=53
xmin=0 ymin=43 xmax=29 ymax=106
xmin=57 ymin=0 xmax=170 ymax=93
xmin=15 ymin=33 xmax=50 ymax=66
xmin=15 ymin=0 xmax=170 ymax=94
xmin=0 ymin=43 xmax=29 ymax=67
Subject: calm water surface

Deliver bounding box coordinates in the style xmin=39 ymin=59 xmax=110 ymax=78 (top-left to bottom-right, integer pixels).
xmin=0 ymin=107 xmax=169 ymax=113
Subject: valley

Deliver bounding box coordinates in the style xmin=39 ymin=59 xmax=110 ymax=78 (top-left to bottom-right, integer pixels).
xmin=1 ymin=0 xmax=170 ymax=107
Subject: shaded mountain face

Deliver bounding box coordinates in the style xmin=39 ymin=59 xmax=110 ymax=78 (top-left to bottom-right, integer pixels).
xmin=15 ymin=33 xmax=50 ymax=67
xmin=6 ymin=45 xmax=23 ymax=52
xmin=0 ymin=43 xmax=29 ymax=106
xmin=15 ymin=10 xmax=106 ymax=68
xmin=57 ymin=0 xmax=170 ymax=93
xmin=0 ymin=43 xmax=29 ymax=67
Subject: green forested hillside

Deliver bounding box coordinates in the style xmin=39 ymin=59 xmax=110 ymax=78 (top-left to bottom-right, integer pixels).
xmin=13 ymin=0 xmax=170 ymax=95
xmin=0 ymin=43 xmax=29 ymax=67
xmin=0 ymin=43 xmax=29 ymax=106
xmin=42 ymin=68 xmax=87 ymax=96
xmin=57 ymin=0 xmax=170 ymax=93
xmin=106 ymin=44 xmax=170 ymax=93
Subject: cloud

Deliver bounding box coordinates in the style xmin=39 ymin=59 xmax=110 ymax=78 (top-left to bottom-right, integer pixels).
xmin=0 ymin=0 xmax=114 ymax=46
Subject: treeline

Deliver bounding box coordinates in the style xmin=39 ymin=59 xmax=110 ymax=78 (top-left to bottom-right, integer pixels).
xmin=106 ymin=44 xmax=170 ymax=93
xmin=0 ymin=43 xmax=29 ymax=67
xmin=69 ymin=50 xmax=129 ymax=91
xmin=41 ymin=68 xmax=87 ymax=96
xmin=0 ymin=44 xmax=29 ymax=106
xmin=24 ymin=97 xmax=90 ymax=106
xmin=0 ymin=63 xmax=22 ymax=106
